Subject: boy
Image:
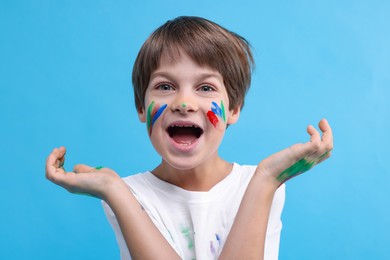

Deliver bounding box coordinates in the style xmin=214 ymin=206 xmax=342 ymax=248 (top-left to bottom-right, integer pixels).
xmin=46 ymin=16 xmax=333 ymax=259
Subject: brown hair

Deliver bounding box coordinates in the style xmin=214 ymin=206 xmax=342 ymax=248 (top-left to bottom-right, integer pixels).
xmin=132 ymin=16 xmax=254 ymax=112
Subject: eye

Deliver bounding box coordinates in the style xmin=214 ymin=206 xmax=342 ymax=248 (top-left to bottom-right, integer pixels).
xmin=198 ymin=85 xmax=215 ymax=92
xmin=156 ymin=83 xmax=174 ymax=91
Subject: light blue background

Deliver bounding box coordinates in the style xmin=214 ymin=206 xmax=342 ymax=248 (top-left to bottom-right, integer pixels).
xmin=1 ymin=0 xmax=389 ymax=259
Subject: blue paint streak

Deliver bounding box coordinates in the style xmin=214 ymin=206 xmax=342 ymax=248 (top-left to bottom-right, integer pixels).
xmin=215 ymin=234 xmax=221 ymax=245
xmin=211 ymin=101 xmax=222 ymax=117
xmin=152 ymin=104 xmax=167 ymax=125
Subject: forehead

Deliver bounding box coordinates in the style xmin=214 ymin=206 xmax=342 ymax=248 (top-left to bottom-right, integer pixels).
xmin=153 ymin=49 xmax=223 ymax=80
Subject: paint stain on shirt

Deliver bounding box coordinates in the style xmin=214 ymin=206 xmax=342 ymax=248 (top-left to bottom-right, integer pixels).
xmin=181 ymin=227 xmax=194 ymax=249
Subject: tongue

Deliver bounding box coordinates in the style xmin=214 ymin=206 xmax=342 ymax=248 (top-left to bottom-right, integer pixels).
xmin=171 ymin=128 xmax=198 ymax=144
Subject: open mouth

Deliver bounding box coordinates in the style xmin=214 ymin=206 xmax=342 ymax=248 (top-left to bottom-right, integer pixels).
xmin=167 ymin=123 xmax=204 ymax=145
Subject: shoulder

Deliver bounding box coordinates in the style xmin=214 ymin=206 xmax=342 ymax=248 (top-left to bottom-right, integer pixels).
xmin=230 ymin=163 xmax=257 ymax=182
xmin=234 ymin=163 xmax=257 ymax=173
xmin=122 ymin=171 xmax=150 ymax=185
xmin=101 ymin=171 xmax=152 ymax=214
xmin=233 ymin=163 xmax=286 ymax=190
xmin=115 ymin=171 xmax=158 ymax=196
xmin=232 ymin=163 xmax=257 ymax=172
xmin=233 ymin=162 xmax=286 ymax=209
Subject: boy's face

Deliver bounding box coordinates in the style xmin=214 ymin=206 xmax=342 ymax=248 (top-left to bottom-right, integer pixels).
xmin=138 ymin=50 xmax=240 ymax=170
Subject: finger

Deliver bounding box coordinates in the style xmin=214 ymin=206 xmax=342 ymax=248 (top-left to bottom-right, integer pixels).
xmin=304 ymin=125 xmax=321 ymax=161
xmin=73 ymin=164 xmax=95 ymax=173
xmin=46 ymin=155 xmax=57 ymax=181
xmin=58 ymin=146 xmax=66 ymax=167
xmin=48 ymin=147 xmax=66 ymax=167
xmin=319 ymin=119 xmax=333 ymax=151
xmin=46 ymin=147 xmax=60 ymax=164
xmin=46 ymin=148 xmax=67 ymax=183
xmin=307 ymin=124 xmax=321 ymax=144
xmin=46 ymin=147 xmax=63 ymax=173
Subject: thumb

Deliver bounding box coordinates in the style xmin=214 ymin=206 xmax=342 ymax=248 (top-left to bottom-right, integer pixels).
xmin=73 ymin=164 xmax=94 ymax=173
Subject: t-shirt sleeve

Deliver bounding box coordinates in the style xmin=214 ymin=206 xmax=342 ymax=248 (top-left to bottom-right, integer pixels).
xmin=101 ymin=200 xmax=132 ymax=260
xmin=264 ymin=184 xmax=286 ymax=260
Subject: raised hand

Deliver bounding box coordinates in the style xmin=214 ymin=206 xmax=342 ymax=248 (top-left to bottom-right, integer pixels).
xmin=256 ymin=119 xmax=333 ymax=187
xmin=45 ymin=146 xmax=122 ymax=199
xmin=220 ymin=119 xmax=333 ymax=259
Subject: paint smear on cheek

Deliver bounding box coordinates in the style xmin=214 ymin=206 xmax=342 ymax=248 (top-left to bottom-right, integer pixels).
xmin=211 ymin=101 xmax=226 ymax=121
xmin=211 ymin=102 xmax=222 ymax=117
xmin=146 ymin=101 xmax=155 ymax=133
xmin=146 ymin=101 xmax=167 ymax=135
xmin=220 ymin=101 xmax=226 ymax=122
xmin=208 ymin=101 xmax=227 ymax=128
xmin=207 ymin=111 xmax=219 ymax=127
xmin=152 ymin=104 xmax=167 ymax=125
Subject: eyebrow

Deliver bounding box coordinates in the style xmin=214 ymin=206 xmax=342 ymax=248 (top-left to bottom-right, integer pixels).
xmin=150 ymin=71 xmax=223 ymax=81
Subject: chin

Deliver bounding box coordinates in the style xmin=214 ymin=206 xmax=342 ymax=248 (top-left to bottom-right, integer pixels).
xmin=162 ymin=154 xmax=203 ymax=171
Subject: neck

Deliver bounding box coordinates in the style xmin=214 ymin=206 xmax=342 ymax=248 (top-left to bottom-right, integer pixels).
xmin=152 ymin=156 xmax=233 ymax=191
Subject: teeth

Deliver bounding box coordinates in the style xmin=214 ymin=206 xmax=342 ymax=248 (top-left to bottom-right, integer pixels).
xmin=170 ymin=125 xmax=198 ymax=128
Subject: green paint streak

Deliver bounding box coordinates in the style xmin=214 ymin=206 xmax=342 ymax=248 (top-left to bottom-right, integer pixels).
xmin=315 ymin=151 xmax=329 ymax=163
xmin=277 ymin=152 xmax=329 ymax=183
xmin=146 ymin=101 xmax=155 ymax=133
xmin=94 ymin=166 xmax=103 ymax=170
xmin=277 ymin=158 xmax=314 ymax=183
xmin=221 ymin=100 xmax=226 ymax=122
xmin=181 ymin=227 xmax=194 ymax=249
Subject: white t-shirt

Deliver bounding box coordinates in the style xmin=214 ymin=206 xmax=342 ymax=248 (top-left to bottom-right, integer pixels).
xmin=102 ymin=163 xmax=285 ymax=260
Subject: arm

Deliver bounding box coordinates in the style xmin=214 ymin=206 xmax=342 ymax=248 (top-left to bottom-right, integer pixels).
xmin=219 ymin=119 xmax=333 ymax=259
xmin=45 ymin=147 xmax=180 ymax=260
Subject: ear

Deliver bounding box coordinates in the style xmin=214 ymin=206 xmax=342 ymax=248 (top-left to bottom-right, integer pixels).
xmin=138 ymin=107 xmax=146 ymax=123
xmin=227 ymin=105 xmax=241 ymax=125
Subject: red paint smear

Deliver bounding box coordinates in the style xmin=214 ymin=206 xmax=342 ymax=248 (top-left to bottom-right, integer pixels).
xmin=207 ymin=111 xmax=219 ymax=127
xmin=152 ymin=105 xmax=159 ymax=117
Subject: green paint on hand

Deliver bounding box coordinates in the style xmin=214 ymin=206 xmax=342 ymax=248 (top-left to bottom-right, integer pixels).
xmin=276 ymin=159 xmax=314 ymax=183
xmin=94 ymin=166 xmax=103 ymax=170
xmin=182 ymin=103 xmax=187 ymax=108
xmin=315 ymin=151 xmax=329 ymax=163
xmin=276 ymin=152 xmax=329 ymax=183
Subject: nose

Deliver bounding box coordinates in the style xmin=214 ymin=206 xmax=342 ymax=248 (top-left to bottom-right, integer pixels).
xmin=171 ymin=95 xmax=198 ymax=114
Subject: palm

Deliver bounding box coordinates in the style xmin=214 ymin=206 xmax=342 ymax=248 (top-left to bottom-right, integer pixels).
xmin=46 ymin=147 xmax=121 ymax=199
